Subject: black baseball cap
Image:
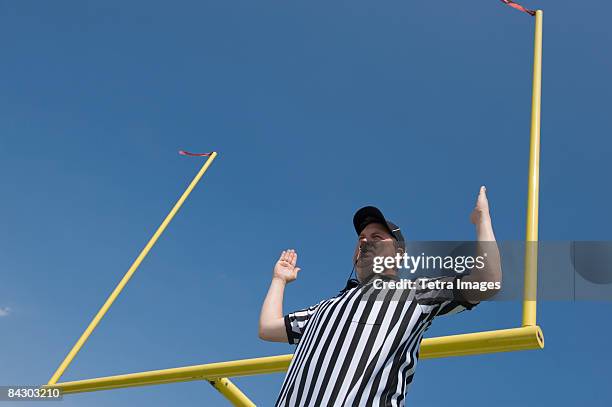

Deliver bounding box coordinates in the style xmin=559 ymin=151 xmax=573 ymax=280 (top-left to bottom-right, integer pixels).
xmin=353 ymin=206 xmax=405 ymax=248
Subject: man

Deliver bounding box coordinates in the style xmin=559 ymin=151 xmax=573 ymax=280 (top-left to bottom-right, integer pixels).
xmin=259 ymin=186 xmax=501 ymax=406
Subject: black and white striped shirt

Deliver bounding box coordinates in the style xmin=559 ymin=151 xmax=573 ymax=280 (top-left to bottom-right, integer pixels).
xmin=275 ymin=273 xmax=477 ymax=407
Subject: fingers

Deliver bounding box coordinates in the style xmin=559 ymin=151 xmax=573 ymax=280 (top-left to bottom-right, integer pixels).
xmin=478 ymin=185 xmax=486 ymax=198
xmin=279 ymin=249 xmax=297 ymax=265
xmin=290 ymin=250 xmax=297 ymax=266
xmin=476 ymin=185 xmax=489 ymax=207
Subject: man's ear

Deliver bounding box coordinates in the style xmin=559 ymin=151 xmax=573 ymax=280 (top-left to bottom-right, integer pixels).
xmin=396 ymin=246 xmax=405 ymax=256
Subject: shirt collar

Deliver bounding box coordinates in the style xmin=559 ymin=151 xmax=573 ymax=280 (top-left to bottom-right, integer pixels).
xmin=359 ymin=272 xmax=400 ymax=286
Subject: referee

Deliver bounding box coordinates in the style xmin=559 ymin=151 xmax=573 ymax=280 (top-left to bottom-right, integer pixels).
xmin=259 ymin=186 xmax=501 ymax=406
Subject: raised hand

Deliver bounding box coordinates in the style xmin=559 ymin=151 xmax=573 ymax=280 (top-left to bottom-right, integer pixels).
xmin=470 ymin=185 xmax=492 ymax=226
xmin=273 ymin=249 xmax=301 ymax=284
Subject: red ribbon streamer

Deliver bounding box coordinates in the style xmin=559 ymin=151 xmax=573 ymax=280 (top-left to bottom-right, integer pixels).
xmin=500 ymin=0 xmax=536 ymax=16
xmin=178 ymin=150 xmax=213 ymax=157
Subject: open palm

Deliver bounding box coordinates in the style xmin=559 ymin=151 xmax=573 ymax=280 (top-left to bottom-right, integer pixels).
xmin=273 ymin=249 xmax=301 ymax=283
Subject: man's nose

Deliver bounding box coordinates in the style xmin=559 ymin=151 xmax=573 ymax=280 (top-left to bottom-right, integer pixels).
xmin=359 ymin=239 xmax=368 ymax=251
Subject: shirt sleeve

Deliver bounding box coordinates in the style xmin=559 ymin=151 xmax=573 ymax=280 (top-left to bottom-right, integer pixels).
xmin=414 ymin=276 xmax=479 ymax=317
xmin=283 ymin=301 xmax=323 ymax=345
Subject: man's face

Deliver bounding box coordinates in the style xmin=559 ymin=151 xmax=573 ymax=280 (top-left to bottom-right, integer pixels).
xmin=353 ymin=222 xmax=400 ymax=282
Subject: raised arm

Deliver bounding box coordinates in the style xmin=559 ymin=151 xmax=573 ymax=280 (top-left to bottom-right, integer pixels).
xmin=460 ymin=186 xmax=502 ymax=304
xmin=258 ymin=249 xmax=300 ymax=342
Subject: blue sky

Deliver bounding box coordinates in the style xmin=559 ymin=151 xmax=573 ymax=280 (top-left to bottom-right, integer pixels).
xmin=1 ymin=0 xmax=611 ymax=405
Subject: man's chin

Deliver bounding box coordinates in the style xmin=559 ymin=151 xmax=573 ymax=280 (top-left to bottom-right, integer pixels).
xmin=356 ymin=268 xmax=375 ymax=282
xmin=356 ymin=262 xmax=374 ymax=277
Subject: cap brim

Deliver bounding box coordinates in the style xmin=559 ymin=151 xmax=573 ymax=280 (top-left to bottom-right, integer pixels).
xmin=353 ymin=206 xmax=391 ymax=235
xmin=353 ymin=206 xmax=405 ymax=248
